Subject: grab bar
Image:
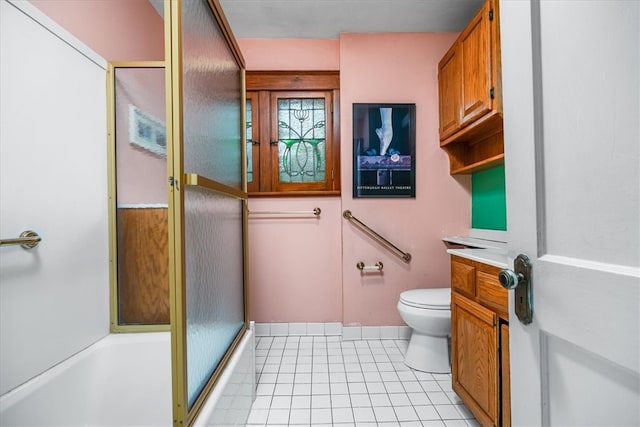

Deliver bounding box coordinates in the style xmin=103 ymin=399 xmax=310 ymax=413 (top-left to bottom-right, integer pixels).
xmin=0 ymin=230 xmax=42 ymax=249
xmin=343 ymin=210 xmax=412 ymax=263
xmin=248 ymin=207 xmax=321 ymax=217
xmin=357 ymin=261 xmax=384 ymax=272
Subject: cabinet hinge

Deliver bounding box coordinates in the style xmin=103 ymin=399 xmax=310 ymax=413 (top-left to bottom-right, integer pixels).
xmin=489 ymin=8 xmax=494 ymax=21
xmin=490 ymin=87 xmax=495 ymax=99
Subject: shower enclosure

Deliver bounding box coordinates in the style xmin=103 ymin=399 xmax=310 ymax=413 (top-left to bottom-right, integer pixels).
xmin=109 ymin=1 xmax=250 ymax=424
xmin=164 ymin=0 xmax=250 ymax=425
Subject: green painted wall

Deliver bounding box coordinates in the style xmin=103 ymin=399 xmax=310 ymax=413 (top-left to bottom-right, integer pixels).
xmin=471 ymin=165 xmax=507 ymax=230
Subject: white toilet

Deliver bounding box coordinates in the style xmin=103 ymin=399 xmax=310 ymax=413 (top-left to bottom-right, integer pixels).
xmin=397 ymin=288 xmax=451 ymax=373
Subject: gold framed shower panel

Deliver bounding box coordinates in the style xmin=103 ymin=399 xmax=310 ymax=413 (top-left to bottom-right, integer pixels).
xmin=165 ymin=0 xmax=249 ymax=425
xmin=106 ymin=60 xmax=170 ymax=334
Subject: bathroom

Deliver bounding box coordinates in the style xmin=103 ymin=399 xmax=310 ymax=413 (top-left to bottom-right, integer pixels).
xmin=1 ymin=0 xmax=638 ymax=426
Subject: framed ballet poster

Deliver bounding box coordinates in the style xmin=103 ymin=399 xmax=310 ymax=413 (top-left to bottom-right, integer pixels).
xmin=352 ymin=103 xmax=416 ymax=198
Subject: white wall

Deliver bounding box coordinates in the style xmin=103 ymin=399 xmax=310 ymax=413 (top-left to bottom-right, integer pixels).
xmin=0 ymin=0 xmax=109 ymax=395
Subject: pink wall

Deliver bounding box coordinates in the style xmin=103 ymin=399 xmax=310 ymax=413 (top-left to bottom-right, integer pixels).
xmin=241 ymin=38 xmax=344 ymax=322
xmin=29 ymin=0 xmax=163 ymax=61
xmin=243 ymin=34 xmax=471 ymax=325
xmin=30 ymin=0 xmax=166 ymax=204
xmin=239 ymin=39 xmax=339 ymax=70
xmin=340 ymin=33 xmax=470 ymax=326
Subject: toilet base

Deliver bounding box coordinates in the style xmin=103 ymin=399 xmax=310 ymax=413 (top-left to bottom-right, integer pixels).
xmin=404 ymin=331 xmax=450 ymax=374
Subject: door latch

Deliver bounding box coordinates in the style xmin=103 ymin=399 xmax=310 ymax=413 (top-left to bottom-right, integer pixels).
xmin=499 ymin=254 xmax=533 ymax=325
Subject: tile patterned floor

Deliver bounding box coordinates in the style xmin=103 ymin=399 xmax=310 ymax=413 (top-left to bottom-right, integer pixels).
xmin=247 ymin=336 xmax=480 ymax=426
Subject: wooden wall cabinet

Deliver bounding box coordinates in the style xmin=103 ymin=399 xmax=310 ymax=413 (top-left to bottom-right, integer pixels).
xmin=450 ymin=255 xmax=510 ymax=426
xmin=438 ymin=0 xmax=503 ymax=174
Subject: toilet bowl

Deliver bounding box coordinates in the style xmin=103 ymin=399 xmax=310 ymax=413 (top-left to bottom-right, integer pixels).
xmin=397 ymin=288 xmax=451 ymax=373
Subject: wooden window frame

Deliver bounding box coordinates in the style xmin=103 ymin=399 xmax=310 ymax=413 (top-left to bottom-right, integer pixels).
xmin=246 ymin=71 xmax=340 ymax=197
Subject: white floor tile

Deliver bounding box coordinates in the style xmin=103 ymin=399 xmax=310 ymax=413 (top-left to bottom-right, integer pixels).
xmin=443 ymin=420 xmax=469 ymax=427
xmin=369 ymin=393 xmax=392 ymax=406
xmin=293 ymin=383 xmax=311 ymax=395
xmin=248 ymin=336 xmax=478 ymax=427
xmin=270 ymin=395 xmax=291 ymax=409
xmin=373 ymin=406 xmax=398 ymax=422
xmin=349 ymin=393 xmax=371 ymax=407
xmin=353 ymin=406 xmax=376 ymax=422
xmin=266 ymin=408 xmax=289 ymax=424
xmin=365 ymin=382 xmax=386 ymax=394
xmin=289 ymin=408 xmax=311 ymax=424
xmin=312 ymin=382 xmax=330 ymax=395
xmin=330 ymin=382 xmax=349 ymax=395
xmin=291 ymin=394 xmax=311 ymax=409
xmin=311 ymin=407 xmax=332 ymax=423
xmin=394 ymin=405 xmax=419 ymax=421
xmin=385 ymin=381 xmax=405 ymax=393
xmin=331 ymin=393 xmax=352 ymax=408
xmin=428 ymin=391 xmax=451 ymax=405
xmin=311 ymin=394 xmax=331 ymax=408
xmin=389 ymin=393 xmax=411 ymax=406
xmin=272 ymin=383 xmax=293 ymax=395
xmin=348 ymin=382 xmax=368 ymax=394
xmin=414 ymin=405 xmax=441 ymax=420
xmin=435 ymin=404 xmax=464 ymax=420
xmin=332 ymin=407 xmax=355 ymax=423
xmin=247 ymin=406 xmax=270 ymax=423
xmin=407 ymin=391 xmax=430 ymax=406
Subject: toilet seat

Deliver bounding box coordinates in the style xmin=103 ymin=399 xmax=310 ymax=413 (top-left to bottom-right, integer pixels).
xmin=399 ymin=288 xmax=450 ymax=310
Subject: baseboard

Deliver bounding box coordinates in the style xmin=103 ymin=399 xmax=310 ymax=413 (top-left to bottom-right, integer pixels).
xmin=253 ymin=322 xmax=411 ymax=340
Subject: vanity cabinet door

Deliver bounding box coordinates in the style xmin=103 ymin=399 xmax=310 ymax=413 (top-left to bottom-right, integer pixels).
xmin=452 ymin=293 xmax=499 ymax=426
xmin=451 ymin=259 xmax=476 ymax=299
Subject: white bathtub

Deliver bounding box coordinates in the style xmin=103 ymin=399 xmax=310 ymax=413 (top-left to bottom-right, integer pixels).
xmin=0 ymin=332 xmax=172 ymax=426
xmin=0 ymin=330 xmax=255 ymax=427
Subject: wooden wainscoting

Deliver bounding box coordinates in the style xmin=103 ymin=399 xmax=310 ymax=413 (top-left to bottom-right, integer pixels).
xmin=117 ymin=207 xmax=170 ymax=324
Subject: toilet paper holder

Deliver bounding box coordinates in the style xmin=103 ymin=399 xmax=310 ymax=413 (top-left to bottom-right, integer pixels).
xmin=356 ymin=261 xmax=383 ymax=272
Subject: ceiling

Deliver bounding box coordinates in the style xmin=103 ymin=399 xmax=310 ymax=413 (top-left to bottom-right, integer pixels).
xmin=152 ymin=0 xmax=484 ymax=39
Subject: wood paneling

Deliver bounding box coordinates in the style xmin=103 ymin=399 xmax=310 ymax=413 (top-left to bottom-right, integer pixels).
xmin=117 ymin=207 xmax=169 ymax=324
xmin=246 ymin=71 xmax=339 ymax=91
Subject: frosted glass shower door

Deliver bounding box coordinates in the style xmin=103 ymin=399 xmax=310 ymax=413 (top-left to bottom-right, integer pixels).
xmin=165 ymin=1 xmax=248 ymax=425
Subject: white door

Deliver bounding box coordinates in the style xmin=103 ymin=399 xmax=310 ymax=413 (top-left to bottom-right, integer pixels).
xmin=500 ymin=0 xmax=639 ymax=425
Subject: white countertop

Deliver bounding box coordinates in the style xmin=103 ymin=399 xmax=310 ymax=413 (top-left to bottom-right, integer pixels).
xmin=442 ymin=235 xmax=507 ymax=251
xmin=446 ymin=247 xmax=510 ymax=269
xmin=443 ymin=234 xmax=510 ymax=268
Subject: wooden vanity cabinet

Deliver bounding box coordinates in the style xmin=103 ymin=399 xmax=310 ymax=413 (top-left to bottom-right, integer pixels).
xmin=450 ymin=255 xmax=510 ymax=426
xmin=438 ymin=0 xmax=503 ymax=174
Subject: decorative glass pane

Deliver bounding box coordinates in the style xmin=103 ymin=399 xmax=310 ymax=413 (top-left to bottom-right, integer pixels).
xmin=182 ymin=0 xmax=242 ymax=188
xmin=180 ymin=0 xmax=245 ymax=411
xmin=277 ymin=98 xmax=326 ymax=183
xmin=184 ymin=186 xmax=244 ymax=409
xmin=246 ymin=99 xmax=252 ymax=183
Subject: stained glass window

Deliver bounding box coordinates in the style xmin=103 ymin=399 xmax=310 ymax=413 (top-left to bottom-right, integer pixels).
xmin=246 ymin=99 xmax=253 ymax=183
xmin=277 ymin=98 xmax=326 ymax=183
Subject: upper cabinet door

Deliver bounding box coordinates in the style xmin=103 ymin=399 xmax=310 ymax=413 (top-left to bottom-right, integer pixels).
xmin=459 ymin=0 xmax=493 ymax=127
xmin=438 ymin=46 xmax=461 ymax=141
